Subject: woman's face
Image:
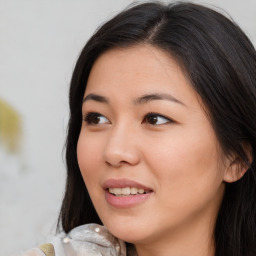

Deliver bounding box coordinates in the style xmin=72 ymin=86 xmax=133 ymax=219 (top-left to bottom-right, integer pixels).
xmin=77 ymin=45 xmax=228 ymax=246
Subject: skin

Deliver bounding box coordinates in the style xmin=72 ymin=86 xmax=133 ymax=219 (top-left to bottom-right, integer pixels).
xmin=77 ymin=45 xmax=240 ymax=256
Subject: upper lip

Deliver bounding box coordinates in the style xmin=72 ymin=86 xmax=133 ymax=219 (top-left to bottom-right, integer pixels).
xmin=103 ymin=178 xmax=153 ymax=191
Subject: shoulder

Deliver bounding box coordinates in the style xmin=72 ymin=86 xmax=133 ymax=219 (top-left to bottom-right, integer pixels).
xmin=22 ymin=243 xmax=55 ymax=256
xmin=22 ymin=243 xmax=54 ymax=256
xmin=22 ymin=224 xmax=127 ymax=256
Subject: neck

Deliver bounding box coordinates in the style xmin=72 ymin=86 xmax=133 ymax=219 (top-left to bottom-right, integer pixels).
xmin=134 ymin=211 xmax=217 ymax=256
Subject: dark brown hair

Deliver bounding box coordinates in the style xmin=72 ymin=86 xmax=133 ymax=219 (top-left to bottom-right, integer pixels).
xmin=58 ymin=2 xmax=256 ymax=255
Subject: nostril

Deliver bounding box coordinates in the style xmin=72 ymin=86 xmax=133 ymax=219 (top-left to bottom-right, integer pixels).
xmin=105 ymin=160 xmax=122 ymax=168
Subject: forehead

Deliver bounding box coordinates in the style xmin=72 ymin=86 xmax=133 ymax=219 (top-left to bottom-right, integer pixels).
xmin=85 ymin=44 xmax=199 ymax=107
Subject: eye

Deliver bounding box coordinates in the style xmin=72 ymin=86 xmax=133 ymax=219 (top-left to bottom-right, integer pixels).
xmin=144 ymin=112 xmax=173 ymax=125
xmin=83 ymin=112 xmax=110 ymax=125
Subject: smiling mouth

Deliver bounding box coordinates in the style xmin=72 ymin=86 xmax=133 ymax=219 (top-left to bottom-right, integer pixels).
xmin=108 ymin=187 xmax=152 ymax=196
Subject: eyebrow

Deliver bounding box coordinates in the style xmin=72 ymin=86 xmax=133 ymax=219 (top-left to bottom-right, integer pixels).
xmin=83 ymin=93 xmax=109 ymax=103
xmin=83 ymin=92 xmax=184 ymax=106
xmin=134 ymin=93 xmax=185 ymax=106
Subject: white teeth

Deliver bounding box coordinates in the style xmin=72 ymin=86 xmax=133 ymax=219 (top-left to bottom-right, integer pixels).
xmin=130 ymin=187 xmax=138 ymax=195
xmin=121 ymin=187 xmax=131 ymax=195
xmin=108 ymin=187 xmax=146 ymax=196
xmin=138 ymin=188 xmax=144 ymax=194
xmin=109 ymin=188 xmax=121 ymax=195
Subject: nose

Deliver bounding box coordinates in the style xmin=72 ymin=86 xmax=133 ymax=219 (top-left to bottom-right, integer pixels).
xmin=103 ymin=124 xmax=140 ymax=168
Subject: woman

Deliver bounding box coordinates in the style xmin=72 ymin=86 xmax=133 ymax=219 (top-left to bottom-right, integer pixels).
xmin=24 ymin=1 xmax=256 ymax=255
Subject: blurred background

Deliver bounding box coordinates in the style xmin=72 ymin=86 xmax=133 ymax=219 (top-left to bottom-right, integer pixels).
xmin=0 ymin=0 xmax=255 ymax=255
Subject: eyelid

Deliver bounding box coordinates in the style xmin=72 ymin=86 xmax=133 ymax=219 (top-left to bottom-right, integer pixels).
xmin=83 ymin=112 xmax=110 ymax=125
xmin=82 ymin=111 xmax=175 ymax=126
xmin=144 ymin=112 xmax=175 ymax=125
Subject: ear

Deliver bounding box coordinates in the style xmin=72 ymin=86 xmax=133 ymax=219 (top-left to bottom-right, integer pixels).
xmin=223 ymin=157 xmax=248 ymax=183
xmin=223 ymin=144 xmax=252 ymax=183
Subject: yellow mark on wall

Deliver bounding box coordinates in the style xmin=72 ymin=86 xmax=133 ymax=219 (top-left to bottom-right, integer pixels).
xmin=0 ymin=99 xmax=22 ymax=153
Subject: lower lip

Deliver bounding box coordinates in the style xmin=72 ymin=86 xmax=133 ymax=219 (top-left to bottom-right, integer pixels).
xmin=105 ymin=190 xmax=152 ymax=208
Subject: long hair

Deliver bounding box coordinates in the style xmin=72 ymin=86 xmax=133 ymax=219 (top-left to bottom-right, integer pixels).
xmin=58 ymin=2 xmax=256 ymax=255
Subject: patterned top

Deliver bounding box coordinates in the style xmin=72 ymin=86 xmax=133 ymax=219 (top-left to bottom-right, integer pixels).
xmin=22 ymin=224 xmax=137 ymax=256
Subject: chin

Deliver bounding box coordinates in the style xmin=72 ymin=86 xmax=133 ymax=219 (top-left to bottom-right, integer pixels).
xmin=102 ymin=217 xmax=153 ymax=243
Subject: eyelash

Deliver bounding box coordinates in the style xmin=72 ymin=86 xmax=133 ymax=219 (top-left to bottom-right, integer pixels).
xmin=83 ymin=112 xmax=108 ymax=125
xmin=82 ymin=112 xmax=174 ymax=126
xmin=144 ymin=112 xmax=174 ymax=125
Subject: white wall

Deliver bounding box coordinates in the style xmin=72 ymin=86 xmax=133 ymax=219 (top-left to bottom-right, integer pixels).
xmin=0 ymin=1 xmax=255 ymax=255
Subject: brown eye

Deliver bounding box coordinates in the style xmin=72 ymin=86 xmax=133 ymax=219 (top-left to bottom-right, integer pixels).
xmin=147 ymin=115 xmax=158 ymax=125
xmin=144 ymin=113 xmax=172 ymax=125
xmin=91 ymin=114 xmax=101 ymax=124
xmin=83 ymin=112 xmax=109 ymax=125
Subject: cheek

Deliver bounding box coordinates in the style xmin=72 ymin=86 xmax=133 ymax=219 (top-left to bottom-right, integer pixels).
xmin=143 ymin=128 xmax=224 ymax=204
xmin=77 ymin=133 xmax=102 ymax=187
